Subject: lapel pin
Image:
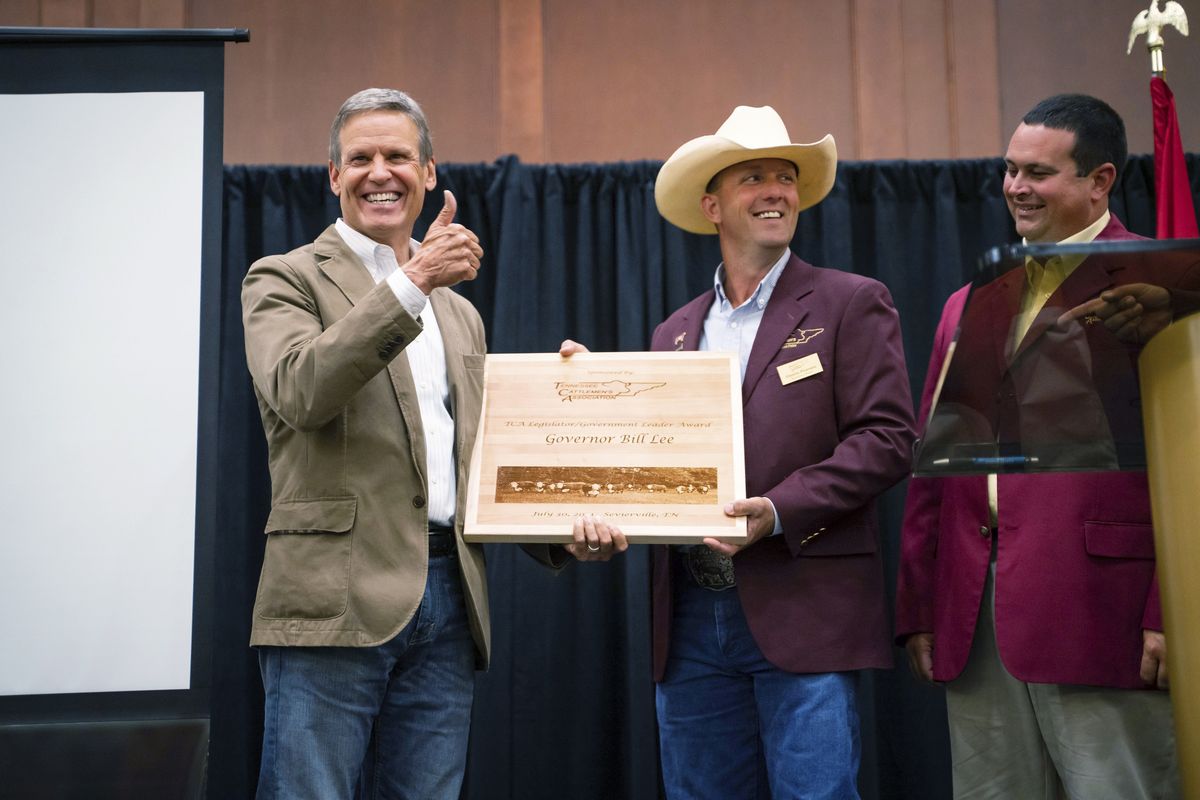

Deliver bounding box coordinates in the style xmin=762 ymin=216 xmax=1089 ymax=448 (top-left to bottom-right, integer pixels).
xmin=783 ymin=327 xmax=825 ymax=348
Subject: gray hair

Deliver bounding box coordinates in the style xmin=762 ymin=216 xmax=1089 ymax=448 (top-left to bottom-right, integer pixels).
xmin=328 ymin=88 xmax=433 ymax=167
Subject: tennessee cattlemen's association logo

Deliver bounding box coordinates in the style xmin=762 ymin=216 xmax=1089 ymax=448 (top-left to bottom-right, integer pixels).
xmin=782 ymin=327 xmax=824 ymax=348
xmin=555 ymin=380 xmax=666 ymax=403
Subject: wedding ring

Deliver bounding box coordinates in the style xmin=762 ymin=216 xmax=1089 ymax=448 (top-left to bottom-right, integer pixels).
xmin=587 ymin=543 xmax=601 ymax=552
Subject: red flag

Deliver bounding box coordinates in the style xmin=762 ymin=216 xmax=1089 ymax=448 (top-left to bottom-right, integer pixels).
xmin=1151 ymin=76 xmax=1198 ymax=238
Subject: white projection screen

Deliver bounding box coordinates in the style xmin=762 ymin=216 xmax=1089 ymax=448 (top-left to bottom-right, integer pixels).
xmin=0 ymin=91 xmax=204 ymax=696
xmin=0 ymin=32 xmax=238 ymax=799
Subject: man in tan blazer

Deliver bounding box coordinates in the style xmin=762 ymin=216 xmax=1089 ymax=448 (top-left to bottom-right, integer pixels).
xmin=241 ymin=88 xmax=505 ymax=800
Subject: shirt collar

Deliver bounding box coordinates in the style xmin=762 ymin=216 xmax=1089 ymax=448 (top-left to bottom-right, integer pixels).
xmin=1047 ymin=209 xmax=1111 ymax=247
xmin=712 ymin=249 xmax=791 ymax=310
xmin=1023 ymin=210 xmax=1110 ymax=284
xmin=335 ymin=218 xmax=421 ymax=281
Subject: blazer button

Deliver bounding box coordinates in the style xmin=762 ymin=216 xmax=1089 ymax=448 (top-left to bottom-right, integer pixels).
xmin=378 ymin=334 xmax=407 ymax=361
xmin=413 ymin=495 xmax=426 ymax=509
xmin=978 ymin=525 xmax=991 ymax=538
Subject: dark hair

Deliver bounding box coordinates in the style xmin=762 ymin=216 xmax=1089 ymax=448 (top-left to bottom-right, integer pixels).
xmin=1022 ymin=94 xmax=1127 ymax=181
xmin=329 ymin=88 xmax=433 ymax=167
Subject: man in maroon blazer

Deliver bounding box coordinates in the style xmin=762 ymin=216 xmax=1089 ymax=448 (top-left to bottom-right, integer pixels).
xmin=566 ymin=105 xmax=915 ymax=799
xmin=896 ymin=94 xmax=1191 ymax=799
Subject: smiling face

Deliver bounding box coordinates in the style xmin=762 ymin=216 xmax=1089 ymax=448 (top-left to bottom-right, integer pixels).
xmin=700 ymin=158 xmax=800 ymax=259
xmin=328 ymin=110 xmax=437 ymax=249
xmin=1003 ymin=123 xmax=1112 ymax=243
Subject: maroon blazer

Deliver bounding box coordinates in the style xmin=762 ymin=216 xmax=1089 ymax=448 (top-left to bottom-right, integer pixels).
xmin=895 ymin=215 xmax=1200 ymax=688
xmin=649 ymin=252 xmax=916 ymax=680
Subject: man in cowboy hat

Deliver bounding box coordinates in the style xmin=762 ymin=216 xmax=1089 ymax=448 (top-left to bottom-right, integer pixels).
xmin=562 ymin=105 xmax=915 ymax=798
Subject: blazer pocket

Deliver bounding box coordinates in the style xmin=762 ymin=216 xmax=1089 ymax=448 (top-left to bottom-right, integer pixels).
xmin=257 ymin=496 xmax=357 ymax=620
xmin=1084 ymin=520 xmax=1156 ymax=560
xmin=460 ymin=353 xmax=485 ymax=393
xmin=265 ymin=496 xmax=357 ymax=533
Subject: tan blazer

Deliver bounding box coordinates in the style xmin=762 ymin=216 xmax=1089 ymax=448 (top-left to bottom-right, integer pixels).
xmin=241 ymin=225 xmax=494 ymax=665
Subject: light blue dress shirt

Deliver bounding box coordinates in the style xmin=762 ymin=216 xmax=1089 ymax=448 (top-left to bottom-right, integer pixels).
xmin=699 ymin=249 xmax=791 ymax=535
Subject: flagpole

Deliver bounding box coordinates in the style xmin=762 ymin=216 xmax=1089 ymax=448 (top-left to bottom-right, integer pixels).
xmin=1129 ymin=5 xmax=1200 ymax=800
xmin=1130 ymin=1 xmax=1198 ymax=239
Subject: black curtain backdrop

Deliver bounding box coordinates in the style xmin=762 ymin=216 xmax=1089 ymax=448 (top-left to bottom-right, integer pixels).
xmin=210 ymin=154 xmax=1187 ymax=800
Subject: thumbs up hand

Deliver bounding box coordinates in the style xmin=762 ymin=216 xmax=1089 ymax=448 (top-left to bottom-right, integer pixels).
xmin=426 ymin=188 xmax=460 ymax=237
xmin=404 ymin=190 xmax=484 ymax=293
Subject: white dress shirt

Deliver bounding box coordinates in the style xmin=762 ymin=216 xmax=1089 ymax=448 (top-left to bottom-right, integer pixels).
xmin=335 ymin=219 xmax=457 ymax=527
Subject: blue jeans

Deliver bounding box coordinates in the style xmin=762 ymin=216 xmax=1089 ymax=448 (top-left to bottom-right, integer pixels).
xmin=656 ymin=572 xmax=861 ymax=800
xmin=256 ymin=552 xmax=476 ymax=800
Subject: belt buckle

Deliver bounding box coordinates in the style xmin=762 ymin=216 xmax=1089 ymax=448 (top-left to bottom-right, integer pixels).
xmin=684 ymin=546 xmax=736 ymax=591
xmin=428 ymin=529 xmax=456 ymax=558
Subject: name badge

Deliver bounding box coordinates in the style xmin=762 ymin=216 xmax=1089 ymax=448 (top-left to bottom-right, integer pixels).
xmin=777 ymin=353 xmax=823 ymax=385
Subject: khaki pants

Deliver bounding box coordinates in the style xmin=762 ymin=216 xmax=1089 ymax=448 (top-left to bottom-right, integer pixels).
xmin=946 ymin=563 xmax=1179 ymax=800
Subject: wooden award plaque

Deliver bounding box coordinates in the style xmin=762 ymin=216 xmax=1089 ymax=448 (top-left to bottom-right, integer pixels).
xmin=464 ymin=351 xmax=747 ymax=544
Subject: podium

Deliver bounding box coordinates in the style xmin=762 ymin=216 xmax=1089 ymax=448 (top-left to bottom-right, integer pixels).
xmin=1141 ymin=313 xmax=1200 ymax=800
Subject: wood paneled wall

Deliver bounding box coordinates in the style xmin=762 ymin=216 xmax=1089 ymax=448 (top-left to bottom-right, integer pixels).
xmin=3 ymin=0 xmax=1198 ymax=164
xmin=2 ymin=0 xmax=184 ymax=27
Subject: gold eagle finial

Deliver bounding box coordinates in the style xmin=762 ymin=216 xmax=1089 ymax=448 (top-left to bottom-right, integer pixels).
xmin=1129 ymin=0 xmax=1190 ymax=74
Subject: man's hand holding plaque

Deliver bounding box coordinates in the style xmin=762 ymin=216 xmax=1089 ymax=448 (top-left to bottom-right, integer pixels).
xmin=563 ymin=514 xmax=629 ymax=562
xmin=557 ymin=340 xmax=627 ymax=562
xmin=703 ymin=497 xmax=775 ymax=556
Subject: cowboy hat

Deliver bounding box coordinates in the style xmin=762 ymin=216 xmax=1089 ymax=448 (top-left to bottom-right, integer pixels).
xmin=654 ymin=105 xmax=837 ymax=235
